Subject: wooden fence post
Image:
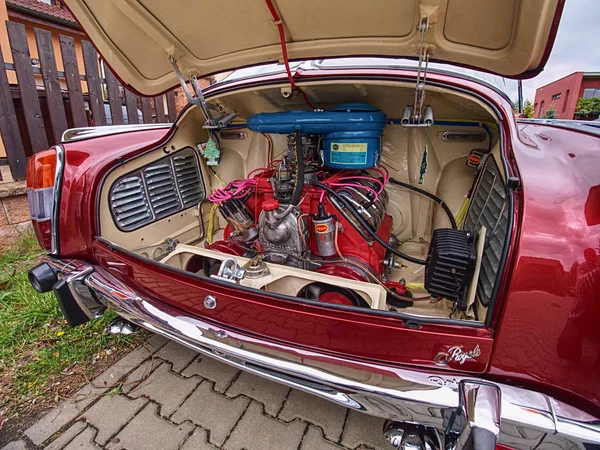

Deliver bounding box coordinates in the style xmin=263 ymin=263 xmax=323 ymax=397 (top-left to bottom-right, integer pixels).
xmin=34 ymin=27 xmax=69 ymax=144
xmin=154 ymin=96 xmax=166 ymax=123
xmin=166 ymin=91 xmax=177 ymax=122
xmin=6 ymin=21 xmax=49 ymax=153
xmin=81 ymin=40 xmax=106 ymax=126
xmin=0 ymin=45 xmax=27 ymax=179
xmin=59 ymin=34 xmax=87 ymax=128
xmin=104 ymin=70 xmax=124 ymax=125
xmin=105 ymin=69 xmax=124 ymax=125
xmin=141 ymin=97 xmax=152 ymax=123
xmin=124 ymin=89 xmax=139 ymax=125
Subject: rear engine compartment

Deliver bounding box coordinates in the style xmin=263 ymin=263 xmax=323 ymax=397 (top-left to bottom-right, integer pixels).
xmin=99 ymin=80 xmax=510 ymax=323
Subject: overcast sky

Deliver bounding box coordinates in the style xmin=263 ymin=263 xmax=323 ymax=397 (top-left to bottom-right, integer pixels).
xmin=521 ymin=0 xmax=600 ymax=102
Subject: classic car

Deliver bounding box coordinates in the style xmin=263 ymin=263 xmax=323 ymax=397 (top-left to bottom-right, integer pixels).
xmin=25 ymin=0 xmax=600 ymax=448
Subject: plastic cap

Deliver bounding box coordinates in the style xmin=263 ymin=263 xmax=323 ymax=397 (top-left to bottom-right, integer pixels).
xmin=262 ymin=199 xmax=280 ymax=211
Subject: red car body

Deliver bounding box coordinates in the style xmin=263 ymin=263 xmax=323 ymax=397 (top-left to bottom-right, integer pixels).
xmin=27 ymin=66 xmax=600 ymax=450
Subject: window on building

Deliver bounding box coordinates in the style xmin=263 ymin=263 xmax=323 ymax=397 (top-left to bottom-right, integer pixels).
xmin=563 ymin=90 xmax=570 ymax=113
xmin=539 ymin=101 xmax=545 ymax=118
xmin=583 ymin=88 xmax=600 ymax=99
xmin=552 ymin=93 xmax=561 ymax=100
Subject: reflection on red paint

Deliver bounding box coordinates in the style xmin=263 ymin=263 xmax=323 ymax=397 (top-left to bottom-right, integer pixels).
xmin=586 ymin=185 xmax=600 ymax=226
xmin=490 ymin=123 xmax=600 ymax=417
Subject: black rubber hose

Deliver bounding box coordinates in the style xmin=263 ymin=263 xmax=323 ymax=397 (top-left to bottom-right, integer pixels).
xmin=313 ymin=182 xmax=427 ymax=265
xmin=388 ymin=178 xmax=457 ymax=229
xmin=290 ymin=130 xmax=305 ymax=206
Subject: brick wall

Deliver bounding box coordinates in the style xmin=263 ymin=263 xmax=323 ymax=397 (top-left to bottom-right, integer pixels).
xmin=173 ymin=77 xmax=214 ymax=116
xmin=0 ymin=181 xmax=32 ymax=250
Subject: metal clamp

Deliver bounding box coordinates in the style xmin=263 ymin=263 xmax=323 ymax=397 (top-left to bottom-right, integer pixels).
xmin=211 ymin=258 xmax=246 ymax=284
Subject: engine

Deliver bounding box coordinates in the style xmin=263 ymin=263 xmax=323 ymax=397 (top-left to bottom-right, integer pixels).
xmin=205 ymin=104 xmax=402 ymax=307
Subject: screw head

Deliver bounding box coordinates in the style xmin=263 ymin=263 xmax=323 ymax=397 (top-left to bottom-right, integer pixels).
xmin=204 ymin=295 xmax=217 ymax=309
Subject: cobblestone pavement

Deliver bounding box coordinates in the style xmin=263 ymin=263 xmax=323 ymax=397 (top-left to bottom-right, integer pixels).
xmin=2 ymin=334 xmax=391 ymax=450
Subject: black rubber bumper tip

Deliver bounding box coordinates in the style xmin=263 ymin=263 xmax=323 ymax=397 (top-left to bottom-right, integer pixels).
xmin=28 ymin=262 xmax=58 ymax=293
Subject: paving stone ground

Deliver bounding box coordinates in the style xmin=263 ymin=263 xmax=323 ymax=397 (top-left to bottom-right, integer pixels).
xmin=2 ymin=334 xmax=391 ymax=450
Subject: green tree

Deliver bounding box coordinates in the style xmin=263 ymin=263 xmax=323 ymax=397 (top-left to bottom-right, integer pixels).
xmin=576 ymin=97 xmax=600 ymax=117
xmin=523 ymin=100 xmax=535 ymax=118
xmin=544 ymin=104 xmax=557 ymax=119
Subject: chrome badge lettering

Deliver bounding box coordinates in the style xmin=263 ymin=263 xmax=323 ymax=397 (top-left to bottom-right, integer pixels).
xmin=428 ymin=376 xmax=459 ymax=389
xmin=434 ymin=345 xmax=481 ymax=366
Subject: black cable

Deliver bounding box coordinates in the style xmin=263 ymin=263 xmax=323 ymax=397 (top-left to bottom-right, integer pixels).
xmin=290 ymin=130 xmax=305 ymax=206
xmin=388 ymin=178 xmax=457 ymax=229
xmin=313 ymin=182 xmax=426 ymax=265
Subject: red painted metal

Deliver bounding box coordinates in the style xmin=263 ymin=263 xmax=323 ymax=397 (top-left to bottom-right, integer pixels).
xmin=93 ymin=239 xmax=493 ymax=372
xmin=316 ymin=264 xmax=368 ymax=282
xmin=56 ymin=128 xmax=171 ymax=258
xmin=487 ymin=122 xmax=600 ymax=417
xmin=244 ymin=171 xmax=392 ymax=275
xmin=205 ymin=240 xmax=246 ymax=257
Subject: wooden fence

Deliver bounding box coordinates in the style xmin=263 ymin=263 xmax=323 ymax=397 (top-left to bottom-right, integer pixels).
xmin=0 ymin=21 xmax=178 ymax=181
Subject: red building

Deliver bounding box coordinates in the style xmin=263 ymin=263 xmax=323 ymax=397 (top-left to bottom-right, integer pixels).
xmin=533 ymin=72 xmax=600 ymax=119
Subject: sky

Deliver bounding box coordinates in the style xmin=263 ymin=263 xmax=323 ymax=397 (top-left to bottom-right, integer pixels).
xmin=521 ymin=0 xmax=600 ymax=102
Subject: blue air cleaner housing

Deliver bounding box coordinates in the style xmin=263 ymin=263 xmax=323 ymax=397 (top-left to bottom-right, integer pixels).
xmin=246 ymin=103 xmax=387 ymax=169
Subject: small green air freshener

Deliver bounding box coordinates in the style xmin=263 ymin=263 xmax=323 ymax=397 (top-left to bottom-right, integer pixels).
xmin=200 ymin=137 xmax=220 ymax=166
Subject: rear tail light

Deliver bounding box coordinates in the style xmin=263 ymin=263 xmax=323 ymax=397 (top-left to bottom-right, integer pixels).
xmin=26 ymin=146 xmax=63 ymax=253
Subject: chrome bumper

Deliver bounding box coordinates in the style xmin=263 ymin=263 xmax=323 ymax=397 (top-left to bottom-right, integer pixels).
xmin=43 ymin=258 xmax=600 ymax=450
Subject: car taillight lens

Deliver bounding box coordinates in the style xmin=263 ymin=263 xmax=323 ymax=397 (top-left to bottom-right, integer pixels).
xmin=27 ymin=148 xmax=61 ymax=252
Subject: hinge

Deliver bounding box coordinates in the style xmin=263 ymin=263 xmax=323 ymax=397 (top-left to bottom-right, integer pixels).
xmin=169 ymin=56 xmax=238 ymax=129
xmin=401 ymin=17 xmax=434 ymax=127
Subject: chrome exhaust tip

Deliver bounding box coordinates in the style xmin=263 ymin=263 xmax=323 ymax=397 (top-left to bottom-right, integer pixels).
xmin=108 ymin=317 xmax=138 ymax=335
xmin=383 ymin=422 xmax=441 ymax=450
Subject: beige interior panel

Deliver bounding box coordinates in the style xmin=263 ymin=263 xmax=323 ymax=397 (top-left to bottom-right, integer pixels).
xmin=443 ymin=0 xmax=517 ymax=50
xmin=275 ymin=0 xmax=417 ymax=40
xmin=99 ymin=107 xmax=211 ymax=249
xmin=64 ymin=0 xmax=561 ymax=95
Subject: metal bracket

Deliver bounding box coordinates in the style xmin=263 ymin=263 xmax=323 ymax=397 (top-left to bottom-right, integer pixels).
xmin=169 ymin=57 xmax=238 ymax=129
xmin=211 ymin=258 xmax=246 ymax=284
xmin=401 ymin=17 xmax=434 ymax=128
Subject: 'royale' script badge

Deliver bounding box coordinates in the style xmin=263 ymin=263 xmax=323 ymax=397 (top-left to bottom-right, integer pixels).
xmin=434 ymin=345 xmax=481 ymax=366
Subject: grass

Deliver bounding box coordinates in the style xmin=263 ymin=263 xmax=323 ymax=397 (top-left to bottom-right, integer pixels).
xmin=0 ymin=233 xmax=145 ymax=428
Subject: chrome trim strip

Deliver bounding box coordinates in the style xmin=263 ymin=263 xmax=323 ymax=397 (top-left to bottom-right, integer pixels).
xmin=49 ymin=258 xmax=600 ymax=449
xmin=61 ymin=124 xmax=172 ymax=143
xmin=517 ymin=118 xmax=600 ymax=137
xmin=51 ymin=144 xmax=65 ymax=255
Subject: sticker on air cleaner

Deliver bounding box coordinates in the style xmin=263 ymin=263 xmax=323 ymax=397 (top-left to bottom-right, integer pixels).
xmin=330 ymin=143 xmax=368 ymax=165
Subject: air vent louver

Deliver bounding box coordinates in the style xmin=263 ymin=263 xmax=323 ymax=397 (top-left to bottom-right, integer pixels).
xmin=173 ymin=149 xmax=204 ymax=207
xmin=143 ymin=161 xmax=181 ymax=218
xmin=110 ymin=147 xmax=205 ymax=231
xmin=463 ymin=156 xmax=509 ymax=306
xmin=110 ymin=175 xmax=153 ymax=230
